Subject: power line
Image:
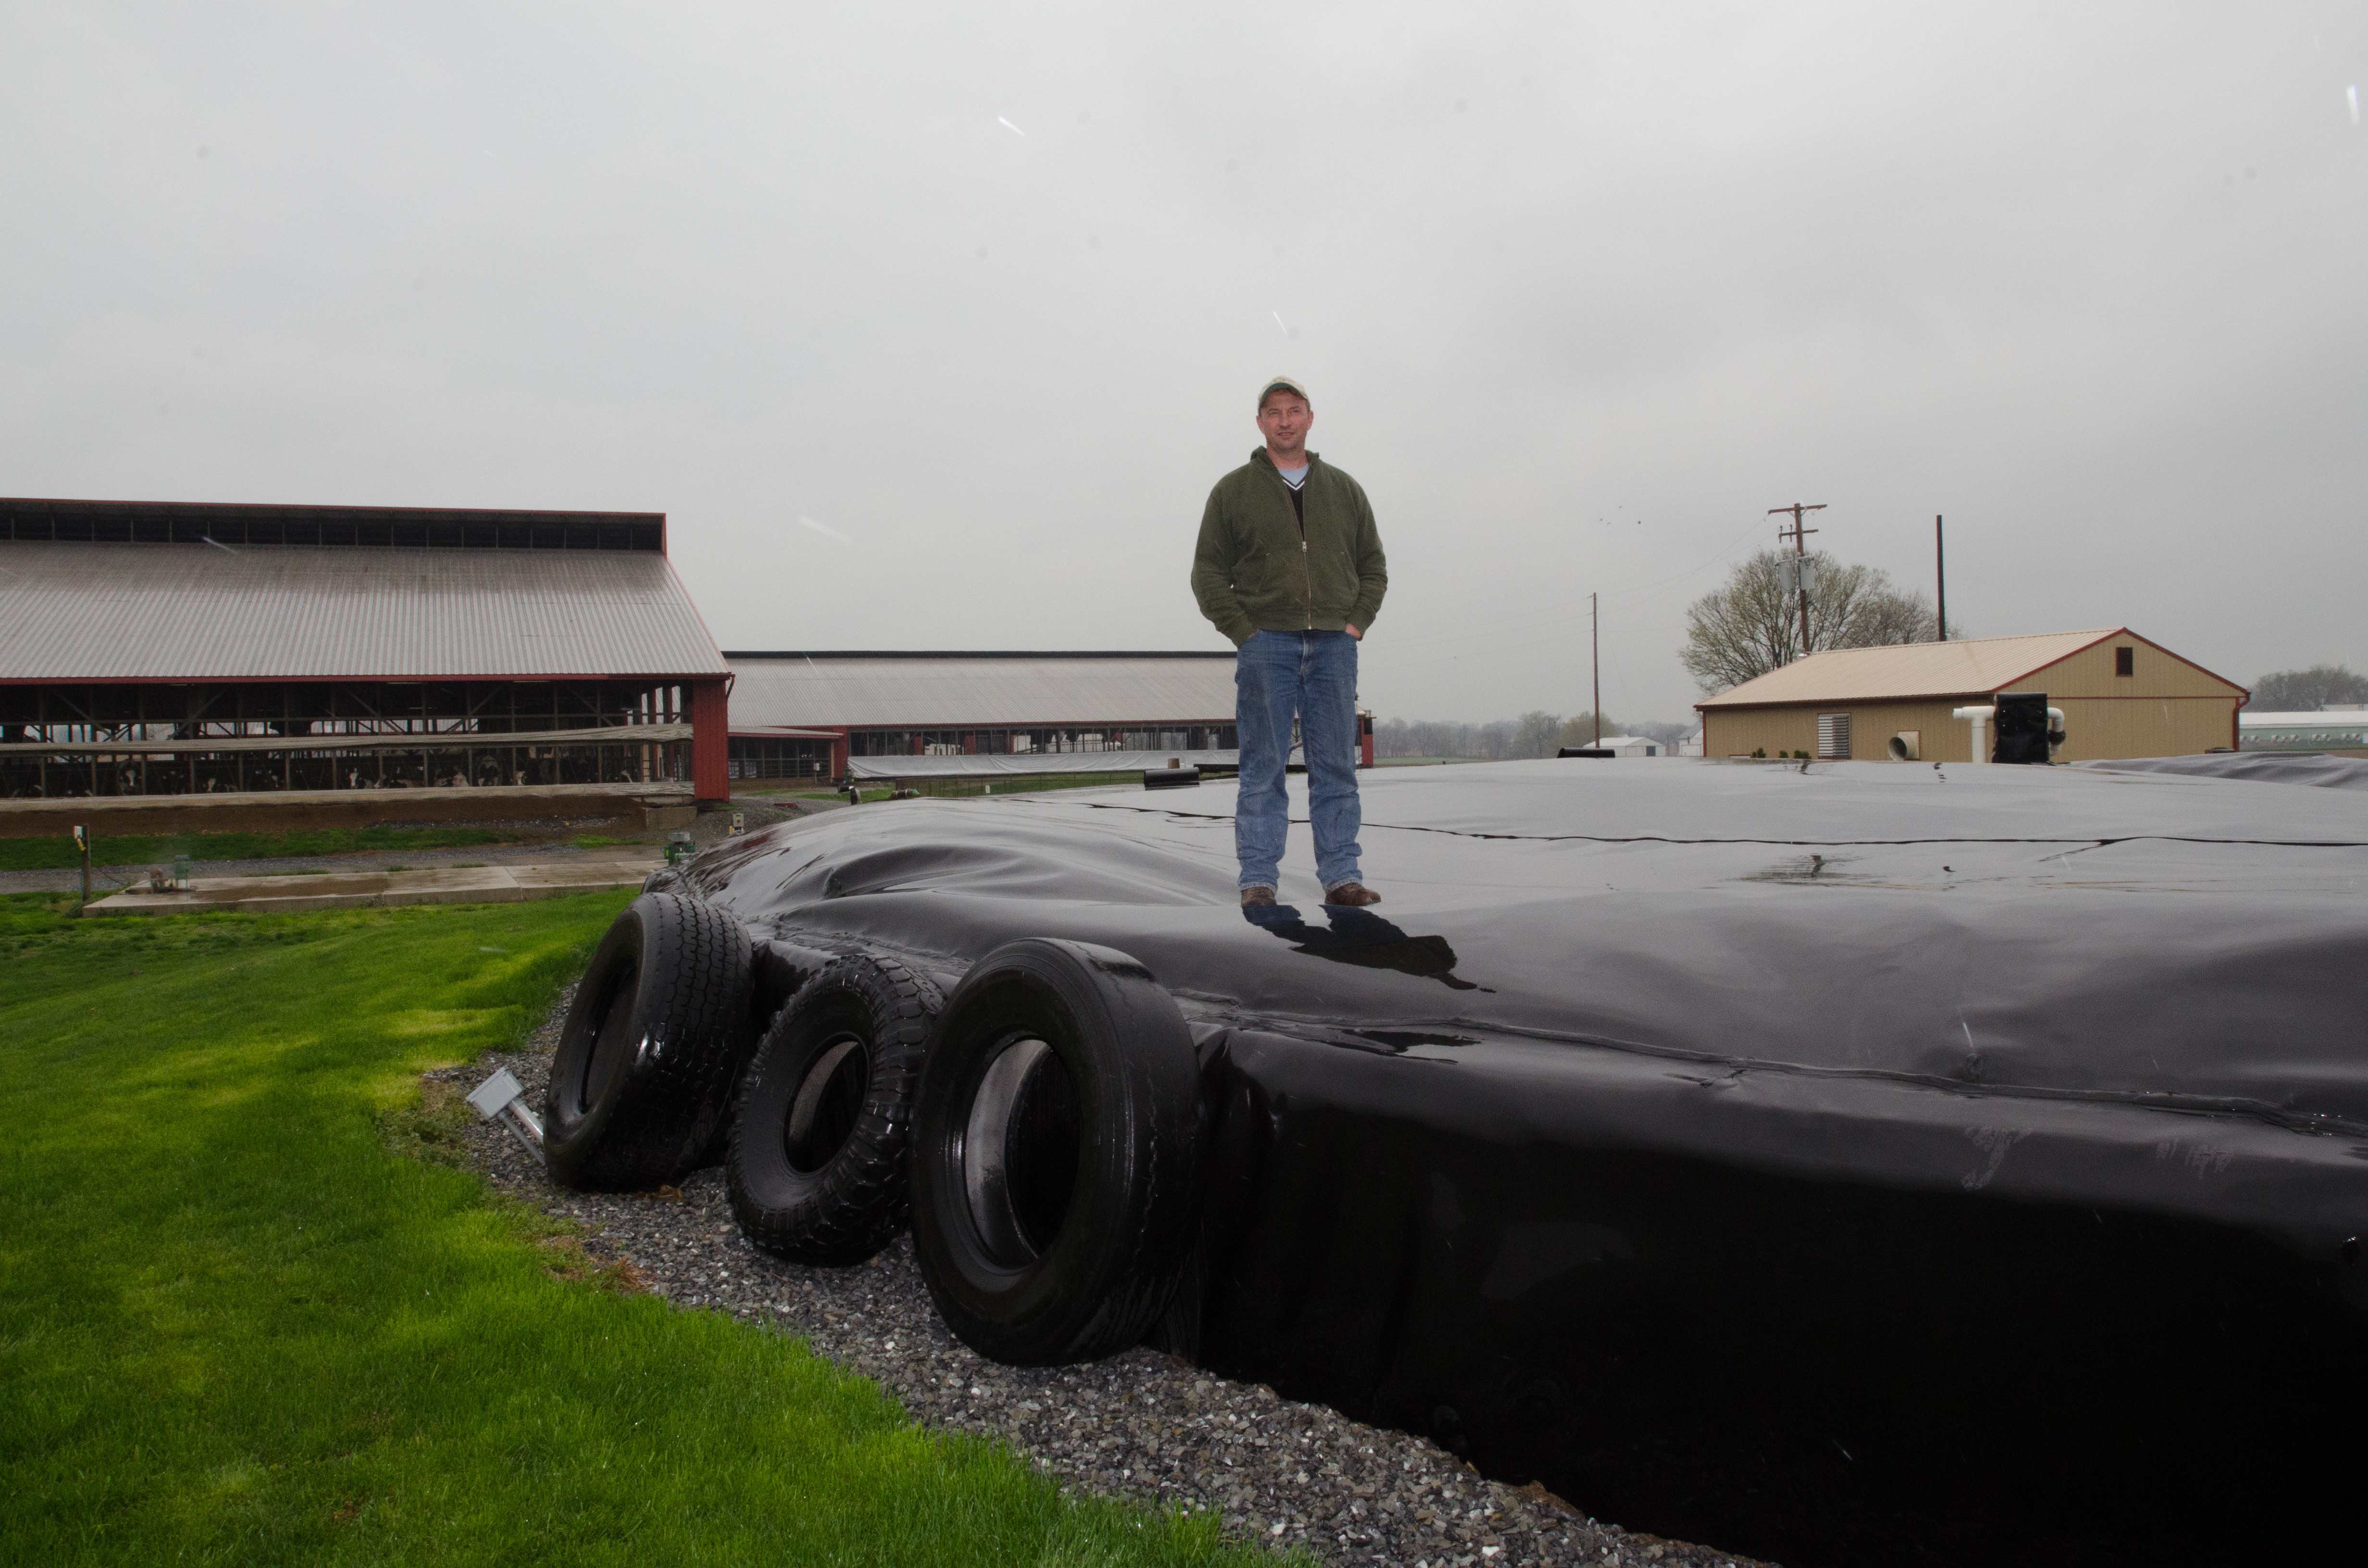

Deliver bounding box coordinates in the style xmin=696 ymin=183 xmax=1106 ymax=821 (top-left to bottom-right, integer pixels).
xmin=1768 ymin=502 xmax=1826 ymax=662
xmin=1935 ymin=514 xmax=1948 ymax=642
xmin=1591 ymin=591 xmax=1602 ymax=745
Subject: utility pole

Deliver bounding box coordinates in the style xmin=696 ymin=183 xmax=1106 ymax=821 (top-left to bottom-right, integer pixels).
xmin=1591 ymin=592 xmax=1602 ymax=745
xmin=1768 ymin=502 xmax=1826 ymax=661
xmin=1934 ymin=514 xmax=1947 ymax=642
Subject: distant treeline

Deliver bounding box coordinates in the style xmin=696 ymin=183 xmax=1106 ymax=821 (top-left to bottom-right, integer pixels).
xmin=1374 ymin=712 xmax=1695 ymax=760
xmin=2246 ymin=665 xmax=2367 ymax=710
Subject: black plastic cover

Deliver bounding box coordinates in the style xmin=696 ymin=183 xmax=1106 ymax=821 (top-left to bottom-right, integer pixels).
xmin=666 ymin=757 xmax=2368 ymax=1565
xmin=2080 ymin=749 xmax=2368 ymax=789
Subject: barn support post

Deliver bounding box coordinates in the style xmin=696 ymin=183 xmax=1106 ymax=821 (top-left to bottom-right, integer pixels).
xmin=688 ymin=678 xmax=730 ymax=802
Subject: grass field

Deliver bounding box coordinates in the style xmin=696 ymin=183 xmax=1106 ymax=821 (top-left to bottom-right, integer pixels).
xmin=0 ymin=890 xmax=1272 ymax=1566
xmin=0 ymin=825 xmax=569 ymax=874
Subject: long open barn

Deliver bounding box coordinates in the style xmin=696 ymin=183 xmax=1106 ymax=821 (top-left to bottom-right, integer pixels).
xmin=723 ymin=650 xmax=1249 ymax=782
xmin=0 ymin=497 xmax=734 ymax=821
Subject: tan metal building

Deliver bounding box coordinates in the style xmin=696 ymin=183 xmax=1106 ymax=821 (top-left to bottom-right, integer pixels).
xmin=1695 ymin=628 xmax=2247 ymax=763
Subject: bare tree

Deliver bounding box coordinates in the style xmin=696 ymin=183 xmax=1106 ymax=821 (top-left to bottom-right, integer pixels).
xmin=1680 ymin=550 xmax=1955 ymax=695
xmin=1379 ymin=719 xmax=1460 ymax=760
xmin=1375 ymin=718 xmax=1495 ymax=760
xmin=2247 ymin=665 xmax=2368 ymax=710
xmin=1513 ymin=710 xmax=1565 ymax=758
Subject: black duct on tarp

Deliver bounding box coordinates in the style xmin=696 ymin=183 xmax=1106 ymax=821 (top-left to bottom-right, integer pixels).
xmin=667 ymin=756 xmax=2368 ymax=1568
xmin=1991 ymin=690 xmax=2052 ymax=763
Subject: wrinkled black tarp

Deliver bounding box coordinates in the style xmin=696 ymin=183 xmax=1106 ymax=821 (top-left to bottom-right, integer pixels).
xmin=667 ymin=757 xmax=2368 ymax=1567
xmin=2076 ymin=748 xmax=2368 ymax=790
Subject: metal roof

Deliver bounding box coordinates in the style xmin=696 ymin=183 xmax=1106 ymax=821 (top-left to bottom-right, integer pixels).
xmin=726 ymin=652 xmax=1237 ymax=729
xmin=2 ymin=496 xmax=665 ymax=552
xmin=2238 ymin=710 xmax=2368 ymax=727
xmin=1697 ymin=629 xmax=2132 ymax=708
xmin=0 ymin=540 xmax=729 ymax=682
xmin=724 ymin=649 xmax=1240 ymax=661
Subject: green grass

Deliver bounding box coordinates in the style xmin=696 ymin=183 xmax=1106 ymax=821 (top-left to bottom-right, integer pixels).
xmin=0 ymin=891 xmax=1271 ymax=1566
xmin=0 ymin=825 xmax=540 ymax=873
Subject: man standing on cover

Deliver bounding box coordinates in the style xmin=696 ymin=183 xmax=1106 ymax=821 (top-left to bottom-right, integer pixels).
xmin=1192 ymin=376 xmax=1388 ymax=908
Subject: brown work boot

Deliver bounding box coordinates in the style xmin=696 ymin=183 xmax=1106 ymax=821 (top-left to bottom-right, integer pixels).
xmin=1322 ymin=881 xmax=1382 ymax=906
xmin=1240 ymin=886 xmax=1277 ymax=907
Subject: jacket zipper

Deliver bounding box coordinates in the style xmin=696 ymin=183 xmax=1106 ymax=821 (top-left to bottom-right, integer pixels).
xmin=1300 ymin=468 xmax=1314 ymax=629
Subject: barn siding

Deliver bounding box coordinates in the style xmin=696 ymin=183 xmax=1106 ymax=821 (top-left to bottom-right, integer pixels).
xmin=2027 ymin=634 xmax=2246 ymax=701
xmin=1704 ymin=700 xmax=1976 ymax=761
xmin=2047 ymin=696 xmax=2238 ymax=760
xmin=1703 ymin=691 xmax=2238 ymax=763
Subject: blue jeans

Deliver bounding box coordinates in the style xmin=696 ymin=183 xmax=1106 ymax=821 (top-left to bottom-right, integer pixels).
xmin=1234 ymin=629 xmax=1363 ymax=893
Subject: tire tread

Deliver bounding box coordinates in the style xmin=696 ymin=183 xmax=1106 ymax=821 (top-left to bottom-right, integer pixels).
xmin=728 ymin=955 xmax=940 ymax=1264
xmin=543 ymin=894 xmax=755 ymax=1191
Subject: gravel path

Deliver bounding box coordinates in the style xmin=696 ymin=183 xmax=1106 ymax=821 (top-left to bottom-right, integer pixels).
xmin=427 ymin=988 xmax=1764 ymax=1568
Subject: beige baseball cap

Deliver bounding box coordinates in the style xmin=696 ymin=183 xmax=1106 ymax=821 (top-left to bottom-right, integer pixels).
xmin=1258 ymin=375 xmax=1311 ymax=409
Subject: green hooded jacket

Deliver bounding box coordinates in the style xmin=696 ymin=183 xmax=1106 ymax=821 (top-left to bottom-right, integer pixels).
xmin=1190 ymin=448 xmax=1388 ymax=648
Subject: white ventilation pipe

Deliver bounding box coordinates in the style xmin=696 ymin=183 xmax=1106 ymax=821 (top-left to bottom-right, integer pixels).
xmin=1952 ymin=705 xmax=1995 ymax=764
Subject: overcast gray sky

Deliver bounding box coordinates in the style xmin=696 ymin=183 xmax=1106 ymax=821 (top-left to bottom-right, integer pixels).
xmin=4 ymin=2 xmax=2362 ymax=724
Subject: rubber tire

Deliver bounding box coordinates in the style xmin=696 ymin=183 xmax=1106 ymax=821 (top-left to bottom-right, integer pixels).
xmin=543 ymin=893 xmax=755 ymax=1192
xmin=910 ymin=938 xmax=1203 ymax=1365
xmin=728 ymin=954 xmax=942 ymax=1265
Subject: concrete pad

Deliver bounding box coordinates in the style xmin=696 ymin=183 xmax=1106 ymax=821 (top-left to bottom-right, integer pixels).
xmin=85 ymin=854 xmax=661 ymax=916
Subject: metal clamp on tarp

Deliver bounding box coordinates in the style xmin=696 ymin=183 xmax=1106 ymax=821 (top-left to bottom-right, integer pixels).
xmin=467 ymin=1067 xmax=545 ymax=1164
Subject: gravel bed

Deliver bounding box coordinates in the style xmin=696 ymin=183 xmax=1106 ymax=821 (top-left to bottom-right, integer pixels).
xmin=428 ymin=988 xmax=1764 ymax=1568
